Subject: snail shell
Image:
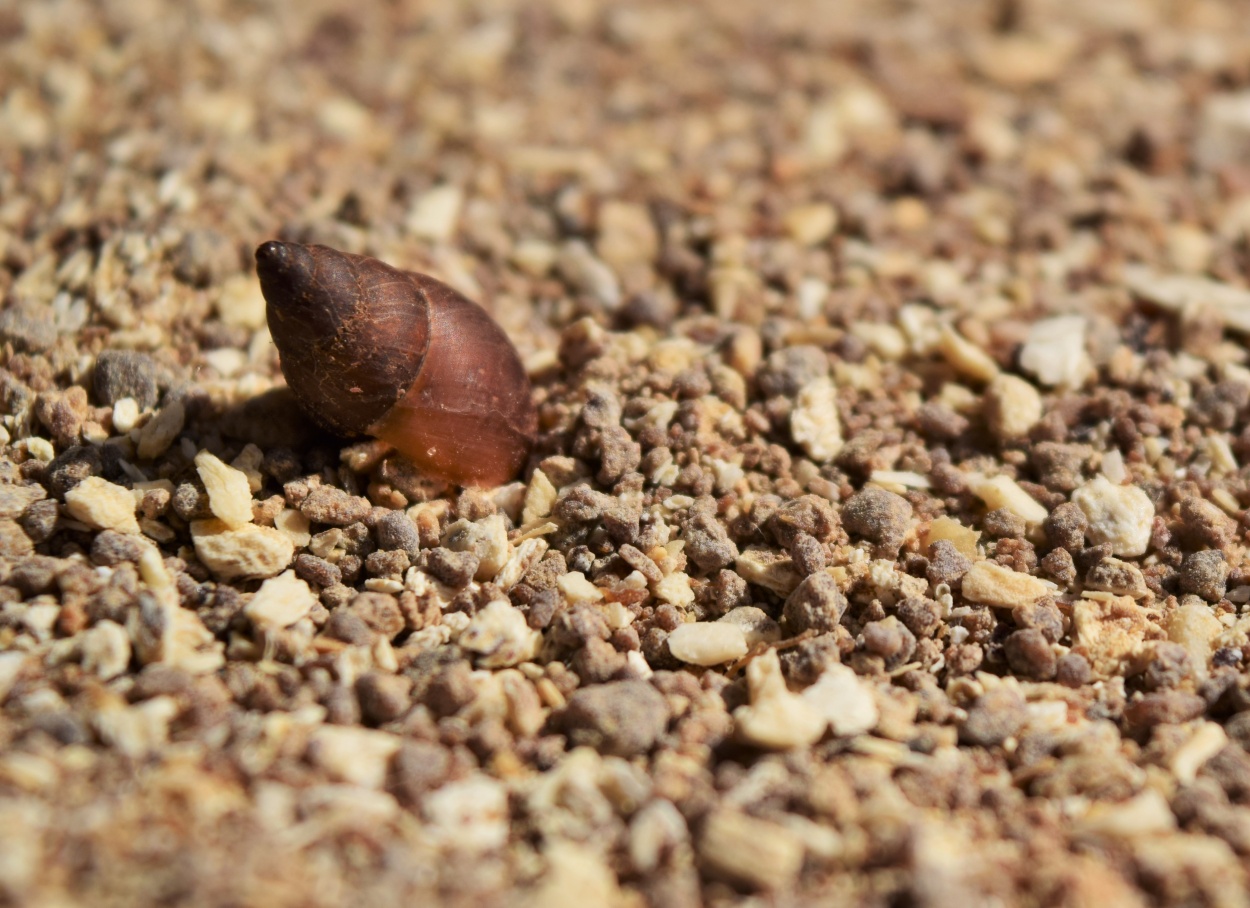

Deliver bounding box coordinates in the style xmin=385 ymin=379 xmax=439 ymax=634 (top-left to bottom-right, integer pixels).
xmin=255 ymin=241 xmax=537 ymax=487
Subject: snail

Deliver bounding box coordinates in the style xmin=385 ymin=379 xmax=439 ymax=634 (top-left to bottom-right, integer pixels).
xmin=255 ymin=241 xmax=537 ymax=487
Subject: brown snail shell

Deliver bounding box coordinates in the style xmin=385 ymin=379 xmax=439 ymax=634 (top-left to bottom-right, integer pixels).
xmin=255 ymin=241 xmax=537 ymax=487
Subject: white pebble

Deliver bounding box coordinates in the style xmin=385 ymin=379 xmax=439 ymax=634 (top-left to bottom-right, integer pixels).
xmin=80 ymin=620 xmax=132 ymax=680
xmin=112 ymin=397 xmax=141 ymax=434
xmin=791 ymin=376 xmax=843 ymax=462
xmin=801 ymin=665 xmax=878 ymax=737
xmin=1071 ymin=476 xmax=1154 ymax=557
xmin=459 ymin=599 xmax=540 ymax=668
xmin=733 ymin=650 xmax=826 ymax=750
xmin=306 ymin=725 xmax=401 ymax=789
xmin=1019 ymin=315 xmax=1091 ymax=388
xmin=422 ymin=775 xmax=509 ymax=851
xmin=406 ymin=184 xmax=464 ymax=242
xmin=667 ymin=622 xmax=748 ymax=666
xmin=244 ymin=570 xmax=314 ymax=630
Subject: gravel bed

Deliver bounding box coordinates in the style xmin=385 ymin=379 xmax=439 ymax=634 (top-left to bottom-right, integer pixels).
xmin=3 ymin=1 xmax=1250 ymax=905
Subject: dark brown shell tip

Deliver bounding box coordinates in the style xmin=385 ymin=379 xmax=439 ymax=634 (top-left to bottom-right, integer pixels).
xmin=255 ymin=240 xmax=297 ymax=276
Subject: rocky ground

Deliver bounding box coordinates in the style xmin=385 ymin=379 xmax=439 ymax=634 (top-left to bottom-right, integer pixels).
xmin=3 ymin=0 xmax=1250 ymax=905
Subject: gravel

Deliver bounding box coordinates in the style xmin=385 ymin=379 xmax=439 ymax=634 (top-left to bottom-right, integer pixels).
xmin=4 ymin=1 xmax=1250 ymax=905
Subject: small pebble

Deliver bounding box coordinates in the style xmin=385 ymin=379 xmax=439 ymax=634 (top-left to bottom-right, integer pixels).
xmin=194 ymin=450 xmax=253 ymax=529
xmin=191 ymin=519 xmax=295 ymax=580
xmin=561 ymin=679 xmax=669 ymax=757
xmin=63 ymin=476 xmax=140 ymax=534
xmin=94 ymin=350 xmax=159 ymax=409
xmin=961 ymin=561 xmax=1049 ymax=609
xmin=801 ymin=664 xmax=878 ymax=737
xmin=1018 ymin=315 xmax=1091 ymax=388
xmin=698 ymin=808 xmax=805 ymax=891
xmin=1071 ymin=476 xmax=1154 ymax=558
xmin=790 ymin=377 xmax=844 ymax=462
xmin=666 ymin=622 xmax=748 ymax=666
xmin=243 ymin=570 xmax=315 ymax=629
xmin=459 ymin=599 xmax=541 ymax=668
xmin=983 ymin=374 xmax=1043 ymax=440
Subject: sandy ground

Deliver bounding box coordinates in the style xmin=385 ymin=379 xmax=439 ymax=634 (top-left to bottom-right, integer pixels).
xmin=3 ymin=0 xmax=1250 ymax=905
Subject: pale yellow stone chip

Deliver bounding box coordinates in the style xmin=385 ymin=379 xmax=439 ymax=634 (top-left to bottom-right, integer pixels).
xmin=244 ymin=570 xmax=315 ymax=629
xmin=666 ymin=622 xmax=748 ymax=666
xmin=64 ymin=476 xmax=140 ymax=534
xmin=194 ymin=450 xmax=253 ymax=529
xmin=191 ymin=519 xmax=294 ymax=580
xmin=961 ymin=561 xmax=1049 ymax=609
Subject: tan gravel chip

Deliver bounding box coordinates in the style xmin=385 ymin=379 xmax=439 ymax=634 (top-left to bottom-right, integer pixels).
xmin=733 ymin=649 xmax=826 ymax=750
xmin=63 ymin=476 xmax=140 ymax=534
xmin=969 ymin=474 xmax=1049 ymax=529
xmin=80 ymin=620 xmax=132 ymax=680
xmin=243 ymin=570 xmax=315 ymax=629
xmin=801 ymin=664 xmax=879 ymax=737
xmin=790 ymin=376 xmax=844 ymax=462
xmin=961 ymin=561 xmax=1050 ymax=609
xmin=922 ymin=515 xmax=981 ymax=559
xmin=1170 ymin=722 xmax=1229 ymax=784
xmin=698 ymin=808 xmax=806 ymax=891
xmin=983 ymin=373 xmax=1043 ymax=440
xmin=557 ymin=570 xmax=603 ymax=604
xmin=273 ymin=508 xmax=311 ymax=546
xmin=735 ymin=546 xmax=801 ymax=597
xmin=306 ymin=725 xmax=402 ymax=789
xmin=937 ymin=325 xmax=1000 ymax=382
xmin=191 ymin=519 xmax=295 ymax=580
xmin=783 ymin=202 xmax=838 ymax=246
xmin=1165 ymin=601 xmax=1224 ymax=677
xmin=194 ymin=450 xmax=253 ymax=528
xmin=1073 ymin=595 xmax=1165 ymax=677
xmin=666 ymin=622 xmax=748 ymax=666
xmin=459 ymin=599 xmax=541 ymax=668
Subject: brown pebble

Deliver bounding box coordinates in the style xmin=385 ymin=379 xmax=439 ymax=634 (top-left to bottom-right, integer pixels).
xmin=1178 ymin=550 xmax=1229 ymax=602
xmin=356 ymin=672 xmax=413 ymax=725
xmin=1178 ymin=497 xmax=1236 ymax=551
xmin=1124 ymin=691 xmax=1206 ymax=728
xmin=346 ymin=591 xmax=405 ymax=638
xmin=782 ymin=571 xmax=847 ymax=634
xmin=560 ymin=679 xmax=670 ymax=757
xmin=300 ymin=486 xmax=372 ymax=526
xmin=960 ymin=687 xmax=1026 ymax=746
xmin=1004 ymin=629 xmax=1057 ymax=680
xmin=1043 ymin=502 xmax=1088 ymax=552
xmin=294 ymin=553 xmax=342 ymax=588
xmin=375 ymin=510 xmax=420 ymax=557
xmin=842 ymin=488 xmax=912 ymax=555
xmin=1055 ymin=652 xmax=1092 ymax=688
xmin=926 ymin=539 xmax=971 ymax=587
xmin=896 ymin=597 xmax=942 ymax=638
